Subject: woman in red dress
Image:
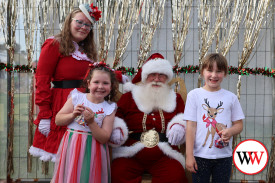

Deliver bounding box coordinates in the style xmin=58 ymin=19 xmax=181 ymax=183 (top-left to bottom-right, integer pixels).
xmin=29 ymin=3 xmax=104 ymax=162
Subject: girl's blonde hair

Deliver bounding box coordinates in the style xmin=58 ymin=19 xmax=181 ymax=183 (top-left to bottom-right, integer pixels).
xmin=54 ymin=8 xmax=98 ymax=61
xmin=201 ymin=53 xmax=228 ymax=76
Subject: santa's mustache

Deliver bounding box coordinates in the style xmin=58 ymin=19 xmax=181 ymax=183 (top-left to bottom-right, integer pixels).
xmin=148 ymin=81 xmax=165 ymax=87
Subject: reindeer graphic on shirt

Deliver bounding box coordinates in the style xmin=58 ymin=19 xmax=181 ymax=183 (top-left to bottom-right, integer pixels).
xmin=202 ymin=98 xmax=227 ymax=148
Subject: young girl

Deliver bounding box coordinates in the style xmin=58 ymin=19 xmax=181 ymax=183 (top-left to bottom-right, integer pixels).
xmin=184 ymin=53 xmax=245 ymax=183
xmin=51 ymin=63 xmax=118 ymax=183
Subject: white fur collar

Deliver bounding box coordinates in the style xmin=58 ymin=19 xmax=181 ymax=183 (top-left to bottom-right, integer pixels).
xmin=124 ymin=82 xmax=176 ymax=113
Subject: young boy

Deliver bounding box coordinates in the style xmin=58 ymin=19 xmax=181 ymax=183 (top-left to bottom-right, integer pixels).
xmin=184 ymin=53 xmax=244 ymax=183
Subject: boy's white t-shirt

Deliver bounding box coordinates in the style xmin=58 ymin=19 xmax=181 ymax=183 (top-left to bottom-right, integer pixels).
xmin=183 ymin=87 xmax=245 ymax=159
xmin=67 ymin=89 xmax=116 ymax=132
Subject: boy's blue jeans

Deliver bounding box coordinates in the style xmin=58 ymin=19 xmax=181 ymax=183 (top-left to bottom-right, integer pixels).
xmin=192 ymin=156 xmax=232 ymax=183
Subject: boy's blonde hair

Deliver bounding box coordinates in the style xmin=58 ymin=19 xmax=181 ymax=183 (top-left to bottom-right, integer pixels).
xmin=201 ymin=53 xmax=228 ymax=76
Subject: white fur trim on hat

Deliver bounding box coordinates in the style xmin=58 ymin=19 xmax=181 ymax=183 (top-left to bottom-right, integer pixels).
xmin=79 ymin=4 xmax=95 ymax=24
xmin=141 ymin=59 xmax=173 ymax=83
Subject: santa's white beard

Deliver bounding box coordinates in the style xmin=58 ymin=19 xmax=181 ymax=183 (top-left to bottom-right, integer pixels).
xmin=140 ymin=82 xmax=171 ymax=109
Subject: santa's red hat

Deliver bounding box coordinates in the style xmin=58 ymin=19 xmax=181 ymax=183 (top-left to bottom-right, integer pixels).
xmin=132 ymin=53 xmax=173 ymax=84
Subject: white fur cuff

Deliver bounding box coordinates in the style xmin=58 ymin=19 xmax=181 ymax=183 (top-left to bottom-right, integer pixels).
xmin=112 ymin=142 xmax=145 ymax=160
xmin=166 ymin=113 xmax=186 ymax=142
xmin=109 ymin=117 xmax=129 ymax=147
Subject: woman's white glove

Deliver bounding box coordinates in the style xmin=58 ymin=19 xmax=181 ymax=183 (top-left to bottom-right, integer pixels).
xmin=109 ymin=128 xmax=124 ymax=145
xmin=122 ymin=75 xmax=130 ymax=84
xmin=38 ymin=119 xmax=51 ymax=137
xmin=167 ymin=124 xmax=185 ymax=145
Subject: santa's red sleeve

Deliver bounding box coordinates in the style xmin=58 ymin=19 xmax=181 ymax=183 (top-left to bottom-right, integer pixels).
xmin=109 ymin=92 xmax=131 ymax=147
xmin=175 ymin=93 xmax=185 ymax=113
xmin=115 ymin=92 xmax=132 ymax=118
xmin=34 ymin=39 xmax=61 ymax=125
xmin=166 ymin=93 xmax=186 ymax=143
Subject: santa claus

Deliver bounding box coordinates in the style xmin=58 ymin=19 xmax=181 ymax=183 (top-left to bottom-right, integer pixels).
xmin=109 ymin=53 xmax=188 ymax=183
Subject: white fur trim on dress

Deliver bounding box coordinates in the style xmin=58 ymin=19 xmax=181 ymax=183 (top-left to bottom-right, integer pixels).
xmin=158 ymin=142 xmax=185 ymax=168
xmin=39 ymin=152 xmax=56 ymax=162
xmin=142 ymin=59 xmax=173 ymax=83
xmin=112 ymin=142 xmax=145 ymax=160
xmin=166 ymin=113 xmax=186 ymax=144
xmin=29 ymin=146 xmax=56 ymax=162
xmin=132 ymin=85 xmax=176 ymax=114
xmin=109 ymin=117 xmax=129 ymax=147
xmin=29 ymin=146 xmax=46 ymax=157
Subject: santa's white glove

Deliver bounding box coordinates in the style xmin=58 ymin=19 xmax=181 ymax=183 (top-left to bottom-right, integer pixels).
xmin=110 ymin=128 xmax=124 ymax=145
xmin=38 ymin=119 xmax=51 ymax=137
xmin=122 ymin=75 xmax=130 ymax=84
xmin=167 ymin=124 xmax=185 ymax=145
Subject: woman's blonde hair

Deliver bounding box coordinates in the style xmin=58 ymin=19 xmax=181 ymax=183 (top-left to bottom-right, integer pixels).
xmin=54 ymin=8 xmax=98 ymax=61
xmin=201 ymin=53 xmax=228 ymax=76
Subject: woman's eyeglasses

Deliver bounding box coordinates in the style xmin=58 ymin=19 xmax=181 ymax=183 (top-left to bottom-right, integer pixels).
xmin=72 ymin=18 xmax=93 ymax=31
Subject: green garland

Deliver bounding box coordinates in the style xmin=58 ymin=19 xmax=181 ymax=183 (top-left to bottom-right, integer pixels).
xmin=0 ymin=63 xmax=36 ymax=73
xmin=0 ymin=62 xmax=274 ymax=78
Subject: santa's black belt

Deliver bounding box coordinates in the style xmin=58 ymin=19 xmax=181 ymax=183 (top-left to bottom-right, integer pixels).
xmin=52 ymin=80 xmax=82 ymax=88
xmin=129 ymin=132 xmax=168 ymax=142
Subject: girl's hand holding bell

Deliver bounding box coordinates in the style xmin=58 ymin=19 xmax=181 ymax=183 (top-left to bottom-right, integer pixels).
xmin=83 ymin=107 xmax=95 ymax=124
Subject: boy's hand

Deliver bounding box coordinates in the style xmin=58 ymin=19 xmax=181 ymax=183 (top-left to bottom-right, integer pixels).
xmin=83 ymin=107 xmax=95 ymax=124
xmin=186 ymin=155 xmax=198 ymax=173
xmin=218 ymin=129 xmax=232 ymax=143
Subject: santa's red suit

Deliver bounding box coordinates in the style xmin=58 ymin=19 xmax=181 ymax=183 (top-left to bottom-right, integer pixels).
xmin=111 ymin=83 xmax=188 ymax=183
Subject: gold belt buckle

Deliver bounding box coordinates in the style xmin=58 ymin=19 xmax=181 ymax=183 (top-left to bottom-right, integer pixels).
xmin=140 ymin=129 xmax=159 ymax=148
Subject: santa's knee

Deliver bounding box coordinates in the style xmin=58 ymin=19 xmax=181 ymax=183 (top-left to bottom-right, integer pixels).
xmin=155 ymin=160 xmax=187 ymax=182
xmin=111 ymin=158 xmax=143 ymax=183
xmin=167 ymin=164 xmax=185 ymax=178
xmin=172 ymin=166 xmax=186 ymax=180
xmin=111 ymin=158 xmax=129 ymax=173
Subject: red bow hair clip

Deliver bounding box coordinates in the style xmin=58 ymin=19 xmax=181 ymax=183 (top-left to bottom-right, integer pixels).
xmin=84 ymin=62 xmax=114 ymax=80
